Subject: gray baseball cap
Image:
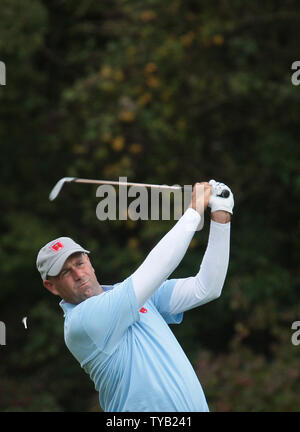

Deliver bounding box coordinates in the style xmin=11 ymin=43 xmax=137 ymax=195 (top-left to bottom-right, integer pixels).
xmin=36 ymin=237 xmax=90 ymax=280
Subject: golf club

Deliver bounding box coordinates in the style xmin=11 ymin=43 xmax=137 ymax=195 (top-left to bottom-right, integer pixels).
xmin=49 ymin=177 xmax=230 ymax=201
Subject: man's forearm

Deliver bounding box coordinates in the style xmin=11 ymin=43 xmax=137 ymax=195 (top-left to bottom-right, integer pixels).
xmin=169 ymin=218 xmax=230 ymax=314
xmin=211 ymin=210 xmax=231 ymax=224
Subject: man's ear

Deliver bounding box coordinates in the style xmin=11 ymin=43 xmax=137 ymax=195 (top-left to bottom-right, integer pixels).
xmin=43 ymin=279 xmax=60 ymax=296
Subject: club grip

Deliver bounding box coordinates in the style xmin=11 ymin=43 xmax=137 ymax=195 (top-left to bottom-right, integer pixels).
xmin=180 ymin=186 xmax=230 ymax=198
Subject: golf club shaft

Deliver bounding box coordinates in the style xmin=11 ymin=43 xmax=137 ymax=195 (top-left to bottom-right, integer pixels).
xmin=49 ymin=177 xmax=230 ymax=201
xmin=73 ymin=179 xmax=230 ymax=197
xmin=74 ymin=178 xmax=183 ymax=191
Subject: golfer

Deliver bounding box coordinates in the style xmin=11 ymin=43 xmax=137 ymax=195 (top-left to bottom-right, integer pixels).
xmin=36 ymin=180 xmax=234 ymax=412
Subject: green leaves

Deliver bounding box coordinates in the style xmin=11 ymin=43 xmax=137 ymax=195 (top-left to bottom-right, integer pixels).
xmin=1 ymin=0 xmax=300 ymax=412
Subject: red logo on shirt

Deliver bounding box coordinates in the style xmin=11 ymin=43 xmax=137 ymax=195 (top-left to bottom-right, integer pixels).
xmin=139 ymin=307 xmax=148 ymax=314
xmin=51 ymin=241 xmax=64 ymax=252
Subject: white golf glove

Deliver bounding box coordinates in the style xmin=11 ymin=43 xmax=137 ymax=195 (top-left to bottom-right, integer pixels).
xmin=208 ymin=179 xmax=234 ymax=215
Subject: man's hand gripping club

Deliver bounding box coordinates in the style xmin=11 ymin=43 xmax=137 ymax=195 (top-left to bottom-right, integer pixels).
xmin=189 ymin=180 xmax=234 ymax=224
xmin=188 ymin=182 xmax=212 ymax=215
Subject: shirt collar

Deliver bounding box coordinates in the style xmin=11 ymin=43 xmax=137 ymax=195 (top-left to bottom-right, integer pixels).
xmin=59 ymin=299 xmax=77 ymax=317
xmin=59 ymin=285 xmax=114 ymax=317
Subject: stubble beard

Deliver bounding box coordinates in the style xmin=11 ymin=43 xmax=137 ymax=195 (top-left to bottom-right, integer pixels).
xmin=75 ymin=279 xmax=102 ymax=304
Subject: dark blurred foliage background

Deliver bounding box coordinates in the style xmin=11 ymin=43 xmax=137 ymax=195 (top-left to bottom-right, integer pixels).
xmin=0 ymin=0 xmax=300 ymax=412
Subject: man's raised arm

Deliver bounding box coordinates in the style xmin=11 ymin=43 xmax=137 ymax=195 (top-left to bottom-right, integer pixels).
xmin=169 ymin=180 xmax=234 ymax=313
xmin=132 ymin=182 xmax=212 ymax=308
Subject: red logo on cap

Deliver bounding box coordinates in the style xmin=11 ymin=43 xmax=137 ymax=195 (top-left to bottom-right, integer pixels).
xmin=139 ymin=307 xmax=148 ymax=314
xmin=51 ymin=241 xmax=64 ymax=252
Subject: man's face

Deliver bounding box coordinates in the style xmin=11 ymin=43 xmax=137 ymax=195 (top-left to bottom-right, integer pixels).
xmin=43 ymin=252 xmax=103 ymax=304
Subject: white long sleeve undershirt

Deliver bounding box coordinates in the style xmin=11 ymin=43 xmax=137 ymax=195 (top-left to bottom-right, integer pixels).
xmin=131 ymin=208 xmax=230 ymax=312
xmin=169 ymin=219 xmax=230 ymax=314
xmin=132 ymin=208 xmax=201 ymax=307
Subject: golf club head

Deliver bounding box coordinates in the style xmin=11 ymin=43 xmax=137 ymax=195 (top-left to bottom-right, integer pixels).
xmin=49 ymin=177 xmax=76 ymax=201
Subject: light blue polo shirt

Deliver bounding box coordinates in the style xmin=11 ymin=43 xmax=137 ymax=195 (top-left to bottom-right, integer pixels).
xmin=60 ymin=276 xmax=209 ymax=412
